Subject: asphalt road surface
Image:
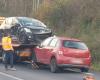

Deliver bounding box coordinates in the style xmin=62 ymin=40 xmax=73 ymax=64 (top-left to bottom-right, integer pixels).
xmin=0 ymin=63 xmax=100 ymax=80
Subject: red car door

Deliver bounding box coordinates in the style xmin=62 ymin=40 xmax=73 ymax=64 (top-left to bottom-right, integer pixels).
xmin=35 ymin=37 xmax=53 ymax=63
xmin=35 ymin=46 xmax=44 ymax=63
xmin=42 ymin=38 xmax=58 ymax=64
xmin=38 ymin=46 xmax=51 ymax=64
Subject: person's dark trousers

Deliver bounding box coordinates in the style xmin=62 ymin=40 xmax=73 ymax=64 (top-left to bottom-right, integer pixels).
xmin=3 ymin=50 xmax=14 ymax=69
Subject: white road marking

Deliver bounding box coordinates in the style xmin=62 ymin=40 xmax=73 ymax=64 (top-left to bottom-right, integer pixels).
xmin=0 ymin=72 xmax=24 ymax=80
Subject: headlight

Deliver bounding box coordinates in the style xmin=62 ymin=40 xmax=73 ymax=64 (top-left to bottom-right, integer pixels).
xmin=39 ymin=29 xmax=51 ymax=33
xmin=40 ymin=30 xmax=45 ymax=33
xmin=45 ymin=29 xmax=51 ymax=32
xmin=28 ymin=35 xmax=32 ymax=38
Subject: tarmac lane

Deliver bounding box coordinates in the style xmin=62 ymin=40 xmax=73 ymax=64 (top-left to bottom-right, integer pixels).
xmin=0 ymin=63 xmax=100 ymax=80
xmin=0 ymin=72 xmax=23 ymax=80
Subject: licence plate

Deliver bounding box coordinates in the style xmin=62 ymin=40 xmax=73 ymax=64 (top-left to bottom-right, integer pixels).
xmin=71 ymin=59 xmax=83 ymax=64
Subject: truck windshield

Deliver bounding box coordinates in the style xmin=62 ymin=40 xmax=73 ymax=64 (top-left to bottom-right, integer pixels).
xmin=63 ymin=40 xmax=88 ymax=50
xmin=18 ymin=18 xmax=46 ymax=27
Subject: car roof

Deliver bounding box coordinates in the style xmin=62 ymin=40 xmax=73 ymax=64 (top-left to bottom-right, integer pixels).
xmin=7 ymin=17 xmax=38 ymax=21
xmin=5 ymin=17 xmax=47 ymax=28
xmin=16 ymin=17 xmax=35 ymax=20
xmin=52 ymin=36 xmax=81 ymax=42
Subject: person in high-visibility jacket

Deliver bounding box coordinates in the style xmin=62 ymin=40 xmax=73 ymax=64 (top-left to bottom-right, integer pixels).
xmin=2 ymin=32 xmax=16 ymax=71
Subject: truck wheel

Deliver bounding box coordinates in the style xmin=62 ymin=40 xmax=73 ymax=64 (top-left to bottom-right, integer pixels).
xmin=50 ymin=58 xmax=58 ymax=73
xmin=19 ymin=34 xmax=28 ymax=44
xmin=80 ymin=68 xmax=89 ymax=72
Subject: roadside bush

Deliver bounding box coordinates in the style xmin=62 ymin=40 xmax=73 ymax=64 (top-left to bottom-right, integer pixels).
xmin=35 ymin=0 xmax=100 ymax=63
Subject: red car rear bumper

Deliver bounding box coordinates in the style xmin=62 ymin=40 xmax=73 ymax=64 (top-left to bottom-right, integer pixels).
xmin=56 ymin=55 xmax=91 ymax=68
xmin=57 ymin=64 xmax=90 ymax=69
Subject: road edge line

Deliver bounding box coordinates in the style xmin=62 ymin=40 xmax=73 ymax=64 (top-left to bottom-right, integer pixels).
xmin=0 ymin=72 xmax=24 ymax=80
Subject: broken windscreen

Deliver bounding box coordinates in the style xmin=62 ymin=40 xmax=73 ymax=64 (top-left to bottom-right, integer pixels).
xmin=18 ymin=17 xmax=46 ymax=28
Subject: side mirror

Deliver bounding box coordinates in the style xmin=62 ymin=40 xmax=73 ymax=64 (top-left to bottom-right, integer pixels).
xmin=38 ymin=44 xmax=43 ymax=48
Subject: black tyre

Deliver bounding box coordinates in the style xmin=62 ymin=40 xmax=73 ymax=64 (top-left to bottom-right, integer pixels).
xmin=20 ymin=35 xmax=28 ymax=44
xmin=59 ymin=67 xmax=64 ymax=72
xmin=50 ymin=58 xmax=58 ymax=73
xmin=18 ymin=32 xmax=28 ymax=44
xmin=80 ymin=68 xmax=89 ymax=72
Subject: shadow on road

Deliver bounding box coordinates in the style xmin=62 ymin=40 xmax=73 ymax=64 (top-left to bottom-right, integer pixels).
xmin=15 ymin=62 xmax=81 ymax=74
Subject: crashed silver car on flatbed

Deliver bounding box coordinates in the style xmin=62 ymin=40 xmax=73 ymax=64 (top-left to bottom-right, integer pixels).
xmin=0 ymin=17 xmax=53 ymax=45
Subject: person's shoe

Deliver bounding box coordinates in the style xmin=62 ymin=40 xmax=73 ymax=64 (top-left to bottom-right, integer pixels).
xmin=9 ymin=67 xmax=16 ymax=71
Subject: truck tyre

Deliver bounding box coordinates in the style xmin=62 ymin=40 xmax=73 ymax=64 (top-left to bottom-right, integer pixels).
xmin=50 ymin=58 xmax=58 ymax=73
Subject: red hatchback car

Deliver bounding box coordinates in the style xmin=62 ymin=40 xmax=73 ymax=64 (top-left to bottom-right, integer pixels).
xmin=34 ymin=36 xmax=91 ymax=73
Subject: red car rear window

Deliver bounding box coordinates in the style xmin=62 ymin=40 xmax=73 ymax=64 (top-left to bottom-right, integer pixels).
xmin=63 ymin=40 xmax=88 ymax=50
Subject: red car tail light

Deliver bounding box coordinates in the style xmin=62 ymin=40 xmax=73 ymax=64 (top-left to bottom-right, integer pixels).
xmin=58 ymin=48 xmax=64 ymax=55
xmin=58 ymin=51 xmax=63 ymax=55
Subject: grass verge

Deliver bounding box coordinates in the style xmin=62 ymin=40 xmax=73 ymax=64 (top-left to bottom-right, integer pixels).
xmin=91 ymin=63 xmax=100 ymax=72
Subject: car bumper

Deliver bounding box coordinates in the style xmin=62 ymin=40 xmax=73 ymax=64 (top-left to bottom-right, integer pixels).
xmin=56 ymin=55 xmax=91 ymax=67
xmin=36 ymin=32 xmax=52 ymax=40
xmin=57 ymin=64 xmax=90 ymax=68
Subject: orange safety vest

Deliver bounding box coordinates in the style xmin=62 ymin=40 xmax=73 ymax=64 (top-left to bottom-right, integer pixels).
xmin=2 ymin=36 xmax=13 ymax=51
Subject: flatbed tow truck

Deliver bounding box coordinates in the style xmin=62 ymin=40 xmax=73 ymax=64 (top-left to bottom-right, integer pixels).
xmin=0 ymin=43 xmax=39 ymax=69
xmin=0 ymin=40 xmax=37 ymax=62
xmin=0 ymin=17 xmax=52 ymax=68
